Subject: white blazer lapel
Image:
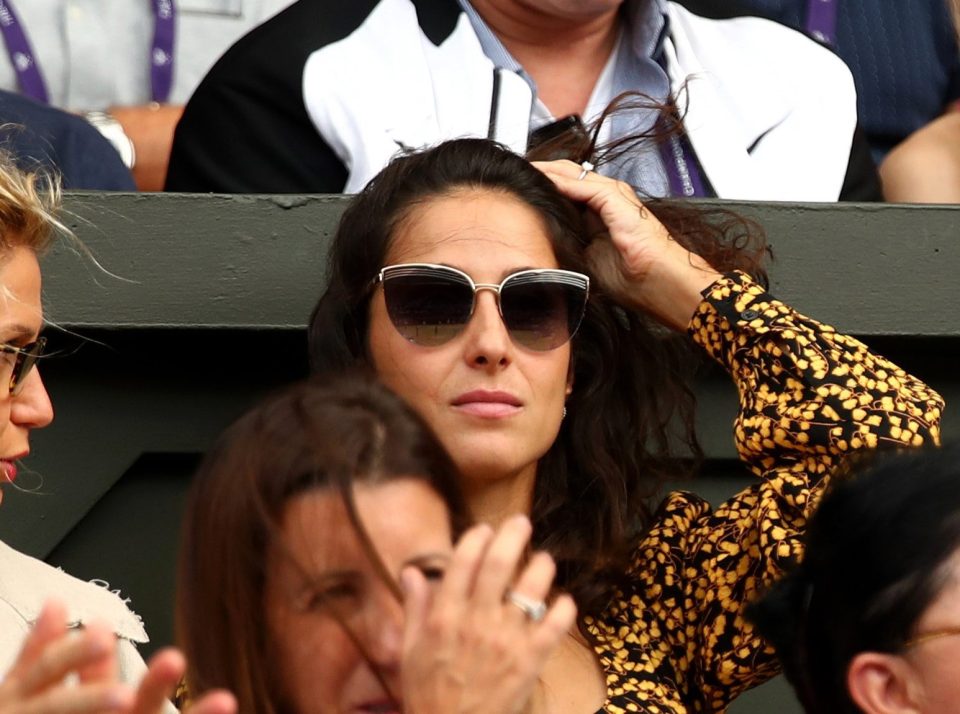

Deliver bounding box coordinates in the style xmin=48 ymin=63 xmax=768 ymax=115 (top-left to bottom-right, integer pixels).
xmin=663 ymin=13 xmax=785 ymax=200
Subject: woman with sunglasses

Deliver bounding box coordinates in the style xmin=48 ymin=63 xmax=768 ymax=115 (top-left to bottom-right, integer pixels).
xmin=0 ymin=153 xmax=233 ymax=713
xmin=749 ymin=444 xmax=960 ymax=714
xmin=177 ymin=374 xmax=575 ymax=714
xmin=308 ymin=138 xmax=943 ymax=713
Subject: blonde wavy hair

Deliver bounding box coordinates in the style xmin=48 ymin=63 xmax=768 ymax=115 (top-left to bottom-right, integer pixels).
xmin=0 ymin=148 xmax=63 ymax=258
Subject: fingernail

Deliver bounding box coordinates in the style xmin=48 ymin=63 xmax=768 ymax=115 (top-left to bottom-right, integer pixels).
xmin=509 ymin=514 xmax=531 ymax=529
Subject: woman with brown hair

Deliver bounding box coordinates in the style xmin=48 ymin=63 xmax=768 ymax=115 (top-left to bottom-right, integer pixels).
xmin=177 ymin=375 xmax=575 ymax=713
xmin=307 ymin=137 xmax=943 ymax=712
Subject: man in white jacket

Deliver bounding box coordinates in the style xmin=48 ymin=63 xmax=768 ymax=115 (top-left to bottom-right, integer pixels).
xmin=167 ymin=0 xmax=880 ymax=201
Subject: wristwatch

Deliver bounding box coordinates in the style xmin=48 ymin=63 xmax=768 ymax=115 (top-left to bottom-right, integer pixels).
xmin=83 ymin=110 xmax=136 ymax=169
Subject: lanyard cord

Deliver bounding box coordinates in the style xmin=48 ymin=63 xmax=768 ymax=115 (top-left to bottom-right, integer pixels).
xmin=0 ymin=0 xmax=177 ymax=105
xmin=805 ymin=0 xmax=838 ymax=45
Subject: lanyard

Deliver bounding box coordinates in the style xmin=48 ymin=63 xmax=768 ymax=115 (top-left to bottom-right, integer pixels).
xmin=662 ymin=132 xmax=708 ymax=198
xmin=0 ymin=0 xmax=177 ymax=105
xmin=805 ymin=0 xmax=838 ymax=45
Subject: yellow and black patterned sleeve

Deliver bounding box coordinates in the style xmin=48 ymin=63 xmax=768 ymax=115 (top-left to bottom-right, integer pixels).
xmin=640 ymin=271 xmax=942 ymax=711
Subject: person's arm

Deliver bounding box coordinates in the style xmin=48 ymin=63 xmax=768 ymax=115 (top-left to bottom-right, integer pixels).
xmin=108 ymin=104 xmax=183 ymax=192
xmin=880 ymin=113 xmax=960 ymax=203
xmin=535 ymin=160 xmax=943 ymax=706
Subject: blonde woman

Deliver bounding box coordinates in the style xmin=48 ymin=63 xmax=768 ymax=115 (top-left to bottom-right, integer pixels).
xmin=0 ymin=152 xmax=233 ymax=713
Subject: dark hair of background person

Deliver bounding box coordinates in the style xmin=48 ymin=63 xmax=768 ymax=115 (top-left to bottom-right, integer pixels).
xmin=308 ymin=137 xmax=769 ymax=625
xmin=747 ymin=444 xmax=960 ymax=714
xmin=176 ymin=374 xmax=470 ymax=714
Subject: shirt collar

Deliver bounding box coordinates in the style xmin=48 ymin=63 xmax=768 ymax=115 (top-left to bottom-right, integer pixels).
xmin=625 ymin=0 xmax=670 ymax=65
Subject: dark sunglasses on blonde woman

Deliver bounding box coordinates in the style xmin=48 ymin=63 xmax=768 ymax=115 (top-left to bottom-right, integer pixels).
xmin=377 ymin=263 xmax=589 ymax=351
xmin=0 ymin=336 xmax=46 ymax=395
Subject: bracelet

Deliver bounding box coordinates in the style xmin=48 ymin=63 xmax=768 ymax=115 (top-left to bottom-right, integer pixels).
xmin=83 ymin=110 xmax=136 ymax=169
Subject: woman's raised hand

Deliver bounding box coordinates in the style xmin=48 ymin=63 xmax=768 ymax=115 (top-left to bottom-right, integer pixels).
xmin=400 ymin=516 xmax=576 ymax=714
xmin=0 ymin=601 xmax=132 ymax=713
xmin=0 ymin=600 xmax=236 ymax=714
xmin=533 ymin=160 xmax=722 ymax=332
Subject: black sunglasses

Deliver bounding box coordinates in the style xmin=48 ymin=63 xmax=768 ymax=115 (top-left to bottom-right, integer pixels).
xmin=0 ymin=337 xmax=46 ymax=396
xmin=376 ymin=264 xmax=589 ymax=351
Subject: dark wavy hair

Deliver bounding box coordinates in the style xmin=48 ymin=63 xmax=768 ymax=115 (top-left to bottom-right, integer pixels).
xmin=748 ymin=445 xmax=960 ymax=713
xmin=308 ymin=137 xmax=767 ymax=620
xmin=177 ymin=374 xmax=469 ymax=714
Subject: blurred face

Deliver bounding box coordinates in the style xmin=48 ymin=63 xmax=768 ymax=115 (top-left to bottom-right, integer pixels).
xmin=264 ymin=479 xmax=453 ymax=714
xmin=368 ymin=189 xmax=573 ymax=492
xmin=478 ymin=0 xmax=622 ymax=22
xmin=0 ymin=246 xmax=53 ymax=505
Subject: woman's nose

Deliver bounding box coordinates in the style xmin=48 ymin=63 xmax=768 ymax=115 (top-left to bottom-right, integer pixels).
xmin=365 ymin=592 xmax=404 ymax=669
xmin=462 ymin=291 xmax=512 ymax=368
xmin=11 ymin=368 xmax=54 ymax=430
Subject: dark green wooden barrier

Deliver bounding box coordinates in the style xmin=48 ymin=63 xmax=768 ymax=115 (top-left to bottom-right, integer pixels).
xmin=1 ymin=193 xmax=957 ymax=713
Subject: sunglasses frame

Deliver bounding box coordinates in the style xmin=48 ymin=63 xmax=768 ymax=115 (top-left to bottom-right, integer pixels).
xmin=0 ymin=336 xmax=46 ymax=396
xmin=903 ymin=626 xmax=960 ymax=649
xmin=375 ymin=263 xmax=590 ymax=351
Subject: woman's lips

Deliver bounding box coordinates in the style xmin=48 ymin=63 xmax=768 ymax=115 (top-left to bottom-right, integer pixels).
xmin=451 ymin=390 xmax=523 ymax=418
xmin=353 ymin=700 xmax=399 ymax=714
xmin=0 ymin=460 xmax=17 ymax=484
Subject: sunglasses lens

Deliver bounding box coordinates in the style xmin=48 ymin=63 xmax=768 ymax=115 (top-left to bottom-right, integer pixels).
xmin=501 ymin=274 xmax=588 ymax=351
xmin=9 ymin=337 xmax=45 ymax=396
xmin=382 ymin=270 xmax=474 ymax=346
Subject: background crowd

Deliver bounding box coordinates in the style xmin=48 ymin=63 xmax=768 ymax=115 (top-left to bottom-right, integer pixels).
xmin=0 ymin=0 xmax=953 ymax=201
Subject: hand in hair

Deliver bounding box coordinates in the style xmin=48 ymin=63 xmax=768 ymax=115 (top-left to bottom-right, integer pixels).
xmin=400 ymin=516 xmax=576 ymax=714
xmin=534 ymin=160 xmax=723 ymax=332
xmin=0 ymin=600 xmax=235 ymax=714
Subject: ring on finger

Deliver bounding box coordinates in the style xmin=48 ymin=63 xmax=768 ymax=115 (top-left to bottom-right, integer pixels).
xmin=506 ymin=590 xmax=547 ymax=622
xmin=576 ymin=160 xmax=594 ymax=181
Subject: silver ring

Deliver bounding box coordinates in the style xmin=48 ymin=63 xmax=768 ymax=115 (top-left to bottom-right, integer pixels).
xmin=576 ymin=160 xmax=594 ymax=181
xmin=507 ymin=591 xmax=547 ymax=622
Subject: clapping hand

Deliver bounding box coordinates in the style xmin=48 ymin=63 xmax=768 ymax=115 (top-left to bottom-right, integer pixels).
xmin=0 ymin=601 xmax=235 ymax=714
xmin=400 ymin=516 xmax=576 ymax=714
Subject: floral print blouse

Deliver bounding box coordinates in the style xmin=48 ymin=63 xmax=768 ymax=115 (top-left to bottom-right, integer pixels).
xmin=588 ymin=272 xmax=944 ymax=713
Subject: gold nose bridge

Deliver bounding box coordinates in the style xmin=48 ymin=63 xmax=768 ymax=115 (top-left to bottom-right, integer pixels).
xmin=470 ymin=283 xmax=504 ymax=316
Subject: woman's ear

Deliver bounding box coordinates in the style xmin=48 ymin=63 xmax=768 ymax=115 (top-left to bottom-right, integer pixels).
xmin=847 ymin=651 xmax=922 ymax=714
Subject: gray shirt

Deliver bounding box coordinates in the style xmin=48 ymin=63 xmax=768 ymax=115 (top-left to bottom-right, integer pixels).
xmin=0 ymin=0 xmax=293 ymax=109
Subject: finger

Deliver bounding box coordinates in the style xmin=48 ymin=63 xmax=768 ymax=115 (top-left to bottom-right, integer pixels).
xmin=508 ymin=551 xmax=557 ymax=614
xmin=7 ymin=601 xmax=70 ymax=679
xmin=75 ymin=622 xmax=119 ymax=684
xmin=530 ymin=158 xmax=586 ymax=179
xmin=472 ymin=515 xmax=533 ymax=608
xmin=400 ymin=566 xmax=430 ymax=649
xmin=18 ymin=627 xmax=116 ymax=696
xmin=435 ymin=523 xmax=494 ymax=605
xmin=530 ymin=594 xmax=577 ymax=654
xmin=540 ymin=167 xmax=643 ymax=211
xmin=184 ymin=690 xmax=238 ymax=714
xmin=129 ymin=648 xmax=185 ymax=714
xmin=15 ymin=682 xmax=133 ymax=714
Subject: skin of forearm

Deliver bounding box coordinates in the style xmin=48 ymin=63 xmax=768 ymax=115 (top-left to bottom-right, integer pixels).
xmin=109 ymin=104 xmax=184 ymax=191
